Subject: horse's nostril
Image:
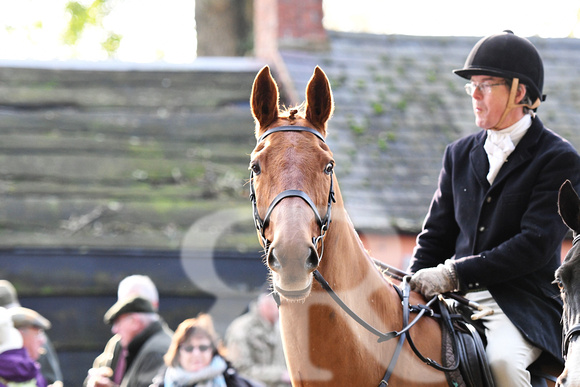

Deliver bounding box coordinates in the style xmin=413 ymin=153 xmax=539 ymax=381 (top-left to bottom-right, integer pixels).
xmin=304 ymin=246 xmax=319 ymax=271
xmin=268 ymin=248 xmax=281 ymax=271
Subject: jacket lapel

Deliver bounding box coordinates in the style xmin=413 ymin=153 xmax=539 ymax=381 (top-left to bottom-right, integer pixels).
xmin=470 ymin=131 xmax=491 ymax=189
xmin=492 ymin=117 xmax=542 ymax=186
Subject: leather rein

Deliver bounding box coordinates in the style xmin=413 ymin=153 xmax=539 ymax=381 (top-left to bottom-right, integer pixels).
xmin=249 ymin=126 xmax=459 ymax=386
xmin=563 ymin=234 xmax=580 ymax=359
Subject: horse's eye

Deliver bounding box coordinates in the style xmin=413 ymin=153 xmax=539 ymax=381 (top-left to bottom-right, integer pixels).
xmin=554 ymin=278 xmax=565 ymax=292
xmin=250 ymin=163 xmax=261 ymax=175
xmin=324 ymin=162 xmax=334 ymax=175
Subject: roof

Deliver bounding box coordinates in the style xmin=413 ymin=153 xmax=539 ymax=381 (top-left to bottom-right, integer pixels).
xmin=0 ymin=57 xmax=266 ymax=250
xmin=2 ymin=32 xmax=580 ymax=251
xmin=280 ymin=31 xmax=580 ymax=233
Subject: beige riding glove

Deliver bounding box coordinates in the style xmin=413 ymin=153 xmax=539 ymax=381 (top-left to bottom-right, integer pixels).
xmin=410 ymin=260 xmax=459 ymax=299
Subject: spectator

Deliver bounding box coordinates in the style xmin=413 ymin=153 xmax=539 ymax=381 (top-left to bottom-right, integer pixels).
xmin=117 ymin=275 xmax=159 ymax=310
xmin=225 ymin=293 xmax=290 ymax=387
xmin=0 ymin=279 xmax=63 ymax=385
xmin=11 ymin=307 xmax=51 ymax=362
xmin=89 ymin=274 xmax=161 ymax=375
xmin=86 ymin=296 xmax=172 ymax=387
xmin=0 ymin=306 xmax=45 ymax=387
xmin=152 ymin=313 xmax=260 ymax=387
xmin=0 ymin=281 xmax=19 ymax=309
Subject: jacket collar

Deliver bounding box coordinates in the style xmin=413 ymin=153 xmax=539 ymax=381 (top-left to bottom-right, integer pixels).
xmin=126 ymin=320 xmax=163 ymax=368
xmin=470 ymin=116 xmax=543 ymax=189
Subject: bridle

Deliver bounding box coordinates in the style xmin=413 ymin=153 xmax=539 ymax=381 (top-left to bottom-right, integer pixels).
xmin=564 ymin=324 xmax=580 ymax=359
xmin=248 ymin=125 xmax=460 ymax=385
xmin=249 ymin=125 xmax=336 ymax=259
xmin=562 ymin=234 xmax=580 ymax=359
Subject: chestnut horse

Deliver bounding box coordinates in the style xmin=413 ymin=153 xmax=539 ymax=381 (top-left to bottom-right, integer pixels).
xmin=249 ymin=65 xmax=448 ymax=386
xmin=556 ymin=180 xmax=580 ymax=387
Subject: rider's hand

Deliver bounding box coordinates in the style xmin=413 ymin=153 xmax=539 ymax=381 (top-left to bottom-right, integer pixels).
xmin=410 ymin=260 xmax=458 ymax=299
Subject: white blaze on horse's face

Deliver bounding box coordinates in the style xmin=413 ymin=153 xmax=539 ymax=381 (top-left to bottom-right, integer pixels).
xmin=250 ymin=65 xmax=334 ymax=301
xmin=558 ymin=342 xmax=580 ymax=387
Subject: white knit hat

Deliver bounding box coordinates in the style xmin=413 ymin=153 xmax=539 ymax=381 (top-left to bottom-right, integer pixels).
xmin=0 ymin=306 xmax=23 ymax=354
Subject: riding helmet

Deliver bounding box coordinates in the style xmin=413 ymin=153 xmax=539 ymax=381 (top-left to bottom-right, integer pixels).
xmin=453 ymin=30 xmax=545 ymax=102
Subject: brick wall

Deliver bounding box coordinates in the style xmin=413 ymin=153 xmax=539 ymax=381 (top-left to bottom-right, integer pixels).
xmin=254 ymin=0 xmax=327 ymax=58
xmin=277 ymin=0 xmax=326 ymax=42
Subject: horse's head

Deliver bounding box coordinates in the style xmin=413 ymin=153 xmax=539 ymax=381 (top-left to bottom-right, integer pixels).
xmin=249 ymin=65 xmax=335 ymax=302
xmin=556 ymin=180 xmax=580 ymax=386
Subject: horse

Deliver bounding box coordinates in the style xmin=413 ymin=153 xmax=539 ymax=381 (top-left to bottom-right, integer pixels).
xmin=248 ymin=65 xmax=449 ymax=386
xmin=556 ymin=180 xmax=580 ymax=387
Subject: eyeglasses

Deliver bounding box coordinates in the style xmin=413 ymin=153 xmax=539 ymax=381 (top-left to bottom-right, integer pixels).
xmin=464 ymin=82 xmax=506 ymax=95
xmin=180 ymin=344 xmax=212 ymax=353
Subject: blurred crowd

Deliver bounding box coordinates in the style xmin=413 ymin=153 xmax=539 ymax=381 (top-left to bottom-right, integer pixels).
xmin=0 ymin=276 xmax=291 ymax=387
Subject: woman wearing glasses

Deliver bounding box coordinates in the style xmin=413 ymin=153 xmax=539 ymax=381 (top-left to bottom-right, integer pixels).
xmin=151 ymin=314 xmax=260 ymax=387
xmin=407 ymin=31 xmax=580 ymax=386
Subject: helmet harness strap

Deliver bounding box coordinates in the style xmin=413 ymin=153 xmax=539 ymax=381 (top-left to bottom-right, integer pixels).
xmin=492 ymin=78 xmax=541 ymax=130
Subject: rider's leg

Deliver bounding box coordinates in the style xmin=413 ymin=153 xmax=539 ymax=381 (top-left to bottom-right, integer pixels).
xmin=467 ymin=290 xmax=542 ymax=387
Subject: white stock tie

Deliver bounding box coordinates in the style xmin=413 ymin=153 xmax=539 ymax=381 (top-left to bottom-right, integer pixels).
xmin=483 ymin=131 xmax=515 ymax=184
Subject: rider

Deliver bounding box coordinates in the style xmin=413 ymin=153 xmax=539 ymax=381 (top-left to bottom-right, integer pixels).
xmin=408 ymin=30 xmax=580 ymax=386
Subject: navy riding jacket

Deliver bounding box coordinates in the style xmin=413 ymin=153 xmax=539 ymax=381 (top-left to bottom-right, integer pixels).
xmin=409 ymin=116 xmax=580 ymax=363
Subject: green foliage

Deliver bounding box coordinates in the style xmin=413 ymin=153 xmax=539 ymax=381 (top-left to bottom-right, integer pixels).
xmin=347 ymin=114 xmax=368 ymax=135
xmin=63 ymin=0 xmax=121 ymax=57
xmin=355 ymin=78 xmax=367 ymax=91
xmin=396 ymin=98 xmax=408 ymax=111
xmin=102 ymin=32 xmax=122 ymax=54
xmin=371 ymin=101 xmax=384 ymax=115
xmin=329 ymin=73 xmax=347 ymax=89
xmin=426 ymin=69 xmax=437 ymax=83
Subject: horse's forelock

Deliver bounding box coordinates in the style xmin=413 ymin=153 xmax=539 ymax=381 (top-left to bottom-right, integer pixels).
xmin=279 ymin=102 xmax=306 ymax=121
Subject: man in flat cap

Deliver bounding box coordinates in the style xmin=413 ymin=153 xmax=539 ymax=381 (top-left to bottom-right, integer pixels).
xmin=11 ymin=306 xmax=51 ymax=363
xmin=86 ymin=296 xmax=172 ymax=387
xmin=0 ymin=280 xmax=63 ymax=386
xmin=89 ymin=275 xmax=161 ymax=378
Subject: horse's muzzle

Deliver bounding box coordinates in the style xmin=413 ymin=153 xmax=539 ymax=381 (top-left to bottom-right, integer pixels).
xmin=267 ymin=244 xmax=319 ymax=300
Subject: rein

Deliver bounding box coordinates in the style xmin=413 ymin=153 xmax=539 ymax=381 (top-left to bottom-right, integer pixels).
xmin=313 ymin=269 xmax=462 ymax=378
xmin=313 ymin=270 xmax=453 ymax=385
xmin=313 ymin=271 xmax=432 ymax=343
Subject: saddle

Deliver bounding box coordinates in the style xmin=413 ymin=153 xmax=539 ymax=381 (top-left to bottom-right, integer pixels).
xmin=439 ymin=299 xmax=494 ymax=387
xmin=438 ymin=299 xmax=560 ymax=387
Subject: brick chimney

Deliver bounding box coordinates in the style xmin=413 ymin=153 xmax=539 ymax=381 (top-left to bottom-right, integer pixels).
xmin=253 ymin=0 xmax=327 ymax=103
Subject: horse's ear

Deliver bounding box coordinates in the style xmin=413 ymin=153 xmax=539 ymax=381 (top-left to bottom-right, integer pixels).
xmin=251 ymin=66 xmax=280 ymax=137
xmin=558 ymin=180 xmax=580 ymax=232
xmin=305 ymin=66 xmax=334 ymax=134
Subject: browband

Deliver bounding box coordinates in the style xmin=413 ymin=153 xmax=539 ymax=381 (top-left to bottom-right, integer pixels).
xmin=257 ymin=126 xmax=326 ymax=144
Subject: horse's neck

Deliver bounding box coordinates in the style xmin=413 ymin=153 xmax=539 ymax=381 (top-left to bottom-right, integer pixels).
xmin=322 ymin=208 xmax=383 ymax=283
xmin=278 ymin=206 xmax=407 ymax=385
xmin=314 ymin=206 xmax=402 ymax=323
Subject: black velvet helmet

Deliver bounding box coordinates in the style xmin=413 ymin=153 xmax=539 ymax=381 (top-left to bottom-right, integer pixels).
xmin=453 ymin=30 xmax=545 ymax=102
